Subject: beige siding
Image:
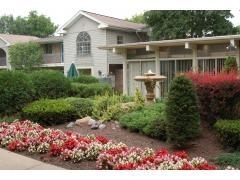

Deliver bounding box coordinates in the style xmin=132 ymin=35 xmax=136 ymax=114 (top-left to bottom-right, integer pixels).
xmin=63 ymin=16 xmax=107 ymax=76
xmin=42 ymin=43 xmax=62 ymax=64
xmin=106 ymin=30 xmax=139 ymax=64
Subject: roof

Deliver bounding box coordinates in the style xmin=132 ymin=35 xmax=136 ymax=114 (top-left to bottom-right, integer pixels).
xmin=0 ymin=34 xmax=39 ymax=46
xmin=59 ymin=10 xmax=147 ymax=32
xmin=34 ymin=36 xmax=63 ymax=44
xmin=99 ymin=34 xmax=240 ymax=49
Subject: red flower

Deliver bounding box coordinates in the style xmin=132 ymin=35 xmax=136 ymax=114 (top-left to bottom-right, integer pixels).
xmin=155 ymin=148 xmax=169 ymax=157
xmin=63 ymin=138 xmax=77 ymax=150
xmin=174 ymin=150 xmax=188 ymax=159
xmin=180 ymin=163 xmax=195 ymax=170
xmin=49 ymin=143 xmax=62 ymax=156
xmin=115 ymin=162 xmax=135 ymax=170
xmin=77 ymin=136 xmax=91 ymax=144
xmin=196 ymin=163 xmax=217 ymax=170
xmin=8 ymin=141 xmax=17 ymax=151
xmin=96 ymin=136 xmax=109 ymax=144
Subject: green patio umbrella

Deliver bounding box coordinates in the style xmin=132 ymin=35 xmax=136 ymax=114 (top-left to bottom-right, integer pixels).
xmin=67 ymin=63 xmax=79 ymax=78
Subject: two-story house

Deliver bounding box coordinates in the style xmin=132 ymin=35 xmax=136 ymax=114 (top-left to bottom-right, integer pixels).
xmin=59 ymin=10 xmax=149 ymax=91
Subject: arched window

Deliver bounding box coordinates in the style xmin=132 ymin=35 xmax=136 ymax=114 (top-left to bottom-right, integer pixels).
xmin=76 ymin=32 xmax=91 ymax=56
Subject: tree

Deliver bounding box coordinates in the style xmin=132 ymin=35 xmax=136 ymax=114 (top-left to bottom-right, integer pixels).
xmin=236 ymin=25 xmax=240 ymax=34
xmin=144 ymin=10 xmax=236 ymax=40
xmin=0 ymin=11 xmax=57 ymax=37
xmin=0 ymin=15 xmax=14 ymax=33
xmin=9 ymin=42 xmax=43 ymax=71
xmin=165 ymin=75 xmax=200 ymax=148
xmin=126 ymin=13 xmax=145 ymax=24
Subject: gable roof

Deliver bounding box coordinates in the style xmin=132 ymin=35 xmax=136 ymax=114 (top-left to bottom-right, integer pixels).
xmin=0 ymin=34 xmax=39 ymax=46
xmin=59 ymin=10 xmax=147 ymax=33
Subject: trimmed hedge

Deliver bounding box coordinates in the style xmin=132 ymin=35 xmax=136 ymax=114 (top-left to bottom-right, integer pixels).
xmin=0 ymin=70 xmax=34 ymax=115
xmin=65 ymin=97 xmax=93 ymax=118
xmin=186 ymin=72 xmax=240 ymax=125
xmin=70 ymin=82 xmax=112 ymax=98
xmin=72 ymin=75 xmax=99 ymax=84
xmin=30 ymin=70 xmax=71 ymax=99
xmin=214 ymin=120 xmax=240 ymax=150
xmin=119 ymin=102 xmax=166 ymax=141
xmin=166 ymin=75 xmax=200 ymax=148
xmin=22 ymin=99 xmax=77 ymax=126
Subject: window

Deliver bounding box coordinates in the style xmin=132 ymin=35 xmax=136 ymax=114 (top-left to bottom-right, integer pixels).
xmin=117 ymin=36 xmax=123 ymax=44
xmin=44 ymin=44 xmax=52 ymax=54
xmin=76 ymin=32 xmax=91 ymax=56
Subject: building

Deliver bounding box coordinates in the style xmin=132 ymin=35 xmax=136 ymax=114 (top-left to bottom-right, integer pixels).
xmin=0 ymin=10 xmax=149 ymax=92
xmin=0 ymin=34 xmax=39 ymax=69
xmin=100 ymin=34 xmax=240 ymax=97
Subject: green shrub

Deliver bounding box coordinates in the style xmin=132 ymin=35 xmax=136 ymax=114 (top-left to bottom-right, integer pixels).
xmin=214 ymin=152 xmax=240 ymax=169
xmin=30 ymin=70 xmax=71 ymax=99
xmin=65 ymin=97 xmax=93 ymax=118
xmin=134 ymin=88 xmax=145 ymax=108
xmin=224 ymin=56 xmax=238 ymax=73
xmin=22 ymin=99 xmax=77 ymax=126
xmin=72 ymin=75 xmax=99 ymax=84
xmin=166 ymin=75 xmax=200 ymax=148
xmin=0 ymin=70 xmax=34 ymax=115
xmin=119 ymin=102 xmax=166 ymax=140
xmin=92 ymin=93 xmax=123 ymax=121
xmin=214 ymin=120 xmax=240 ymax=150
xmin=70 ymin=82 xmax=112 ymax=98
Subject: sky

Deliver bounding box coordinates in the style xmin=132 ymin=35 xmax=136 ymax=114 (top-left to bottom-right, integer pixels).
xmin=0 ymin=0 xmax=240 ymax=27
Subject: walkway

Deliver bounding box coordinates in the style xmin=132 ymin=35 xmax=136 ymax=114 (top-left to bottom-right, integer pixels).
xmin=0 ymin=148 xmax=64 ymax=170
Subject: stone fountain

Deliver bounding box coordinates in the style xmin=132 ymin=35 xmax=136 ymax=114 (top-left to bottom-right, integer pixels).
xmin=134 ymin=70 xmax=166 ymax=102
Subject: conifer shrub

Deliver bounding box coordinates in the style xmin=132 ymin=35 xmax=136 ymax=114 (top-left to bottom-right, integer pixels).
xmin=165 ymin=75 xmax=200 ymax=148
xmin=223 ymin=56 xmax=238 ymax=73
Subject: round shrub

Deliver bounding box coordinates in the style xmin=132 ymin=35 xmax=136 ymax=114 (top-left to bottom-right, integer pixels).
xmin=119 ymin=102 xmax=166 ymax=140
xmin=65 ymin=97 xmax=93 ymax=118
xmin=22 ymin=99 xmax=77 ymax=126
xmin=165 ymin=75 xmax=200 ymax=148
xmin=30 ymin=70 xmax=71 ymax=99
xmin=0 ymin=70 xmax=34 ymax=115
xmin=70 ymin=82 xmax=112 ymax=98
xmin=214 ymin=120 xmax=240 ymax=150
xmin=72 ymin=75 xmax=99 ymax=84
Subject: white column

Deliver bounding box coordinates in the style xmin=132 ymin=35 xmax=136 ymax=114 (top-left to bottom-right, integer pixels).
xmin=122 ymin=49 xmax=128 ymax=95
xmin=155 ymin=48 xmax=160 ymax=98
xmin=192 ymin=45 xmax=198 ymax=72
xmin=236 ymin=41 xmax=240 ymax=68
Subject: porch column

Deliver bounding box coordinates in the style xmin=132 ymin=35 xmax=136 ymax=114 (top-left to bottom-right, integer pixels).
xmin=192 ymin=45 xmax=197 ymax=72
xmin=122 ymin=49 xmax=128 ymax=95
xmin=155 ymin=48 xmax=160 ymax=98
xmin=236 ymin=41 xmax=240 ymax=68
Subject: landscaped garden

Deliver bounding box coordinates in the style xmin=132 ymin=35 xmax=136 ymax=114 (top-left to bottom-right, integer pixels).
xmin=0 ymin=66 xmax=240 ymax=170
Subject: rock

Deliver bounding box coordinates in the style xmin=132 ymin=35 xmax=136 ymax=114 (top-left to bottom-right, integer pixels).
xmin=75 ymin=116 xmax=91 ymax=126
xmin=88 ymin=118 xmax=96 ymax=126
xmin=91 ymin=121 xmax=101 ymax=130
xmin=99 ymin=124 xmax=106 ymax=130
xmin=66 ymin=122 xmax=74 ymax=128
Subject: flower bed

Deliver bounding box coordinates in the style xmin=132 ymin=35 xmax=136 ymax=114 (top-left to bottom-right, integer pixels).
xmin=0 ymin=120 xmax=216 ymax=170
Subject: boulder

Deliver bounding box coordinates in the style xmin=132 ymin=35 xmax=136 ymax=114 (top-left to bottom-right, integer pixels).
xmin=91 ymin=121 xmax=101 ymax=130
xmin=75 ymin=116 xmax=91 ymax=126
xmin=66 ymin=122 xmax=74 ymax=128
xmin=99 ymin=124 xmax=106 ymax=130
xmin=88 ymin=118 xmax=96 ymax=126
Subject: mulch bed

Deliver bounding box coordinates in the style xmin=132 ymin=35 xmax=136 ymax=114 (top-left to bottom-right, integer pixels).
xmin=15 ymin=120 xmax=224 ymax=170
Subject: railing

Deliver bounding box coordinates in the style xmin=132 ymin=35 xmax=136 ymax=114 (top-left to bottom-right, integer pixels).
xmin=0 ymin=57 xmax=6 ymax=66
xmin=43 ymin=54 xmax=63 ymax=64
